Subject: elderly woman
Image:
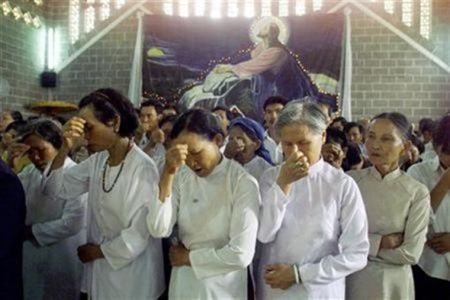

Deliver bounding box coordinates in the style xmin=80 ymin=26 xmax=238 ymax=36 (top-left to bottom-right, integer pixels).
xmin=346 ymin=112 xmax=430 ymax=300
xmin=407 ymin=115 xmax=450 ymax=299
xmin=11 ymin=120 xmax=87 ymax=300
xmin=256 ymin=101 xmax=369 ymax=299
xmin=41 ymin=89 xmax=165 ymax=300
xmin=224 ymin=116 xmax=273 ymax=181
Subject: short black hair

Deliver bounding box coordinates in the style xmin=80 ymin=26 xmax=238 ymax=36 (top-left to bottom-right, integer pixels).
xmin=371 ymin=112 xmax=412 ymax=141
xmin=433 ymin=115 xmax=450 ymax=154
xmin=163 ymin=104 xmax=178 ymax=114
xmin=170 ymin=109 xmax=225 ymax=141
xmin=263 ymin=96 xmax=288 ymax=111
xmin=326 ymin=128 xmax=348 ymax=149
xmin=140 ymin=99 xmax=163 ymax=114
xmin=330 ymin=116 xmax=347 ymax=127
xmin=79 ymin=88 xmax=139 ymax=138
xmin=22 ymin=119 xmax=63 ymax=149
xmin=212 ymin=105 xmax=234 ymax=121
xmin=418 ymin=118 xmax=435 ymax=134
xmin=343 ymin=122 xmax=365 ymax=135
xmin=345 ymin=143 xmax=363 ymax=169
xmin=5 ymin=120 xmax=28 ymax=135
xmin=410 ymin=134 xmax=425 ymax=154
xmin=10 ymin=111 xmax=23 ymax=122
xmin=159 ymin=114 xmax=178 ymax=128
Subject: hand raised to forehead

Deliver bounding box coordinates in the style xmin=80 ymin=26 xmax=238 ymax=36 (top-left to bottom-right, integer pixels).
xmin=62 ymin=117 xmax=86 ymax=151
xmin=165 ymin=144 xmax=188 ymax=175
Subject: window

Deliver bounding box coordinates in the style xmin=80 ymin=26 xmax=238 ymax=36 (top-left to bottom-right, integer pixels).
xmin=312 ymin=0 xmax=323 ymax=12
xmin=194 ymin=0 xmax=205 ymax=16
xmin=115 ymin=0 xmax=125 ymax=10
xmin=244 ymin=0 xmax=255 ymax=18
xmin=261 ymin=0 xmax=272 ymax=16
xmin=228 ymin=0 xmax=239 ymax=17
xmin=419 ymin=0 xmax=431 ymax=39
xmin=384 ymin=0 xmax=395 ymax=14
xmin=279 ymin=0 xmax=289 ymax=17
xmin=84 ymin=0 xmax=95 ymax=33
xmin=295 ymin=0 xmax=306 ymax=15
xmin=210 ymin=0 xmax=222 ymax=18
xmin=69 ymin=0 xmax=80 ymax=43
xmin=402 ymin=0 xmax=413 ymax=27
xmin=163 ymin=0 xmax=173 ymax=15
xmin=179 ymin=0 xmax=189 ymax=17
xmin=100 ymin=0 xmax=110 ymax=21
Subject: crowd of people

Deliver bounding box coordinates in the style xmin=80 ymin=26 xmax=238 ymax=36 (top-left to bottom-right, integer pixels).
xmin=0 ymin=89 xmax=449 ymax=300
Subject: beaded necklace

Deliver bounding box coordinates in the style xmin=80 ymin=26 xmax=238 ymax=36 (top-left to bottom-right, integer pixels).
xmin=101 ymin=140 xmax=132 ymax=193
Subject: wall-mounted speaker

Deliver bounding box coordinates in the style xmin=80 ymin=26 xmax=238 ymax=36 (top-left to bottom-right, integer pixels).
xmin=40 ymin=71 xmax=57 ymax=88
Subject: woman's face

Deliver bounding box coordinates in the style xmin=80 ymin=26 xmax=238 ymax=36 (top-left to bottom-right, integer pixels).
xmin=228 ymin=126 xmax=260 ymax=164
xmin=78 ymin=106 xmax=118 ymax=153
xmin=23 ymin=134 xmax=58 ymax=171
xmin=365 ymin=118 xmax=407 ymax=170
xmin=279 ymin=123 xmax=325 ymax=165
xmin=171 ymin=130 xmax=222 ymax=177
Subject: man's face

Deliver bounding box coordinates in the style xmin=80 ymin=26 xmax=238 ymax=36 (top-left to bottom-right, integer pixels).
xmin=264 ymin=103 xmax=284 ymax=129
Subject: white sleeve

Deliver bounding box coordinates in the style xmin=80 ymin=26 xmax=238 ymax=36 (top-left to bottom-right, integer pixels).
xmin=189 ymin=175 xmax=260 ymax=279
xmin=298 ymin=178 xmax=369 ymax=292
xmin=146 ymin=172 xmax=180 ymax=238
xmin=100 ymin=164 xmax=159 ymax=270
xmin=42 ymin=157 xmax=91 ymax=199
xmin=377 ymin=188 xmax=430 ymax=265
xmin=257 ymin=168 xmax=291 ymax=243
xmin=32 ymin=194 xmax=87 ymax=246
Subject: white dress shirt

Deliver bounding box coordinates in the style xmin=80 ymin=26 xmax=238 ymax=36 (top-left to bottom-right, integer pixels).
xmin=264 ymin=132 xmax=283 ymax=165
xmin=257 ymin=159 xmax=369 ymax=299
xmin=243 ymin=155 xmax=272 ymax=181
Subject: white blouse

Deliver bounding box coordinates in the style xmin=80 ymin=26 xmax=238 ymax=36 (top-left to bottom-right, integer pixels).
xmin=147 ymin=157 xmax=260 ymax=299
xmin=243 ymin=155 xmax=272 ymax=181
xmin=257 ymin=159 xmax=369 ymax=299
xmin=408 ymin=157 xmax=450 ymax=280
xmin=346 ymin=167 xmax=430 ymax=300
xmin=19 ymin=158 xmax=86 ymax=300
xmin=42 ymin=145 xmax=165 ymax=300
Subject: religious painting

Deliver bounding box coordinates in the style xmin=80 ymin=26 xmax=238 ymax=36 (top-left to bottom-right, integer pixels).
xmin=143 ymin=14 xmax=344 ymax=120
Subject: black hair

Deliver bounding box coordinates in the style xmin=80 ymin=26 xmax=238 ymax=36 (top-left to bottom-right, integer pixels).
xmin=330 ymin=116 xmax=347 ymax=127
xmin=170 ymin=109 xmax=225 ymax=141
xmin=410 ymin=134 xmax=425 ymax=154
xmin=5 ymin=120 xmax=28 ymax=135
xmin=326 ymin=128 xmax=348 ymax=149
xmin=263 ymin=96 xmax=288 ymax=111
xmin=419 ymin=118 xmax=435 ymax=134
xmin=10 ymin=111 xmax=23 ymax=122
xmin=212 ymin=105 xmax=234 ymax=122
xmin=79 ymin=88 xmax=139 ymax=138
xmin=140 ymin=99 xmax=163 ymax=114
xmin=433 ymin=115 xmax=450 ymax=154
xmin=163 ymin=104 xmax=179 ymax=114
xmin=371 ymin=112 xmax=412 ymax=141
xmin=343 ymin=122 xmax=365 ymax=135
xmin=345 ymin=143 xmax=363 ymax=169
xmin=159 ymin=115 xmax=178 ymax=128
xmin=22 ymin=120 xmax=63 ymax=149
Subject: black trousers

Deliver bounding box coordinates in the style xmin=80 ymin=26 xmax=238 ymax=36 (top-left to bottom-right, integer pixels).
xmin=413 ymin=265 xmax=450 ymax=300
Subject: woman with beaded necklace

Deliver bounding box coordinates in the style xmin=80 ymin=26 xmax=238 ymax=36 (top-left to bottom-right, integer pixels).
xmin=41 ymin=88 xmax=164 ymax=300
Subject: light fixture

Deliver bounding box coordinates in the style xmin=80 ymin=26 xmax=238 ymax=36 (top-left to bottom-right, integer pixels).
xmin=23 ymin=12 xmax=32 ymax=24
xmin=12 ymin=6 xmax=23 ymax=20
xmin=34 ymin=0 xmax=43 ymax=6
xmin=1 ymin=1 xmax=12 ymax=16
xmin=32 ymin=16 xmax=42 ymax=28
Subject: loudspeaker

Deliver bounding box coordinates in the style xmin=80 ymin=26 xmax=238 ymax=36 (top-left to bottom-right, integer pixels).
xmin=40 ymin=71 xmax=57 ymax=88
